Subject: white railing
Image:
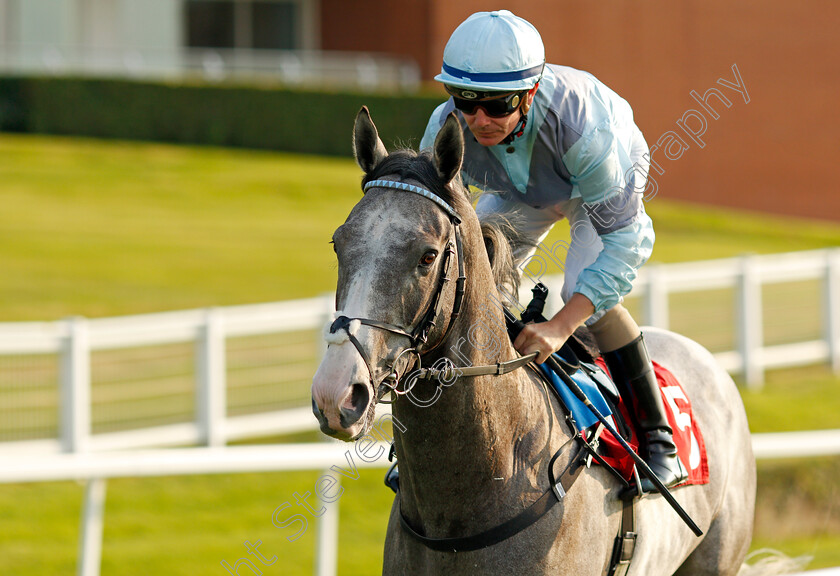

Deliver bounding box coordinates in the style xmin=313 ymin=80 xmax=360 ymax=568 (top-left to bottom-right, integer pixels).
xmin=2 ymin=249 xmax=840 ymax=458
xmin=0 ymin=297 xmax=333 ymax=455
xmin=626 ymin=249 xmax=840 ymax=387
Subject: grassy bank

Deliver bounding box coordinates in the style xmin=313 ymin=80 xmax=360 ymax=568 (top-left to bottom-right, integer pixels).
xmin=3 ymin=133 xmax=840 ymax=321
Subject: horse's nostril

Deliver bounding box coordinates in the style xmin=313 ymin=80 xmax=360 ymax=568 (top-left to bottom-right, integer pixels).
xmin=350 ymin=383 xmax=370 ymax=412
xmin=339 ymin=383 xmax=371 ymax=430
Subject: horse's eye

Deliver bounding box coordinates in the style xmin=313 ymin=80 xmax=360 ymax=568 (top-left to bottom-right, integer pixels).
xmin=420 ymin=251 xmax=437 ymax=267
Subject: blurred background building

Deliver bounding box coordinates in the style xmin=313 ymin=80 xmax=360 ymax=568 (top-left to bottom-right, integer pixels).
xmin=0 ymin=0 xmax=421 ymax=88
xmin=0 ymin=0 xmax=838 ymax=220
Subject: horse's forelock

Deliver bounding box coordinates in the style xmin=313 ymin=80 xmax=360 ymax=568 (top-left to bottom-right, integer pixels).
xmin=361 ymin=149 xmax=467 ymax=212
xmin=361 ymin=149 xmax=521 ymax=292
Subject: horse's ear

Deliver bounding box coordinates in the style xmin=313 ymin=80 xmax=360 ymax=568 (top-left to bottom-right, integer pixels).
xmin=353 ymin=106 xmax=388 ymax=174
xmin=433 ymin=113 xmax=464 ymax=184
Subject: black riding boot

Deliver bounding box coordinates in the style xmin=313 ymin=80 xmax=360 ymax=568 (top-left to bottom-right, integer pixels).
xmin=603 ymin=334 xmax=687 ymax=493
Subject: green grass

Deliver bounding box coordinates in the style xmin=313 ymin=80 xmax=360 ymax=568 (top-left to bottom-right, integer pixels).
xmin=2 ymin=133 xmax=840 ymax=574
xmin=645 ymin=200 xmax=840 ymax=262
xmin=0 ymin=134 xmax=361 ymax=320
xmin=3 ymin=133 xmax=840 ymax=321
xmin=741 ymin=364 xmax=840 ymax=432
xmin=752 ymin=457 xmax=840 ymax=570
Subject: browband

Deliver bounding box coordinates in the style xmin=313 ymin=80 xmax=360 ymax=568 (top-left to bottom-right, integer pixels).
xmin=363 ymin=179 xmax=462 ymax=224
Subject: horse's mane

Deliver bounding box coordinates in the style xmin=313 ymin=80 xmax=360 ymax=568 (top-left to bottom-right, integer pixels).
xmin=362 ymin=149 xmax=522 ymax=295
xmin=478 ymin=211 xmax=526 ymax=297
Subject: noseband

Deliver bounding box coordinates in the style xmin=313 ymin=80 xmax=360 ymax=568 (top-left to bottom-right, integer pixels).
xmin=328 ymin=179 xmax=466 ymax=403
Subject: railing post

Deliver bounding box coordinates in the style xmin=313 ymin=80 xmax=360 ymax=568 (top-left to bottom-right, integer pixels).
xmin=825 ymin=249 xmax=840 ymax=374
xmin=314 ymin=294 xmax=339 ymax=576
xmin=78 ymin=478 xmax=107 ymax=576
xmin=61 ymin=317 xmax=91 ymax=453
xmin=737 ymin=255 xmax=764 ymax=388
xmin=314 ymin=476 xmax=340 ymax=576
xmin=319 ymin=293 xmax=335 ymax=360
xmin=643 ymin=264 xmax=669 ymax=329
xmin=543 ymin=275 xmax=564 ymax=319
xmin=197 ymin=308 xmax=226 ymax=447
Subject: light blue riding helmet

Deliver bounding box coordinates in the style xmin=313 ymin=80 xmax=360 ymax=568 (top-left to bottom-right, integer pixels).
xmin=435 ymin=10 xmax=545 ymax=92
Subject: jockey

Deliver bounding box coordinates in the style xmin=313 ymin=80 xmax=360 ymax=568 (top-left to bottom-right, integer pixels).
xmin=420 ymin=10 xmax=687 ymax=491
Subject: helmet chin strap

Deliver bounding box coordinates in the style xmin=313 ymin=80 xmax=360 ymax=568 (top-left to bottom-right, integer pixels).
xmin=502 ymin=112 xmax=528 ymax=144
xmin=501 ymin=81 xmax=537 ymax=145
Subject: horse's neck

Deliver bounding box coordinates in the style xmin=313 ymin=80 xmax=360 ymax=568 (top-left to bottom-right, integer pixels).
xmin=392 ymin=283 xmax=571 ymax=529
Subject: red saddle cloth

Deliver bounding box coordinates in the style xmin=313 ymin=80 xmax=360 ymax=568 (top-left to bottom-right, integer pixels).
xmin=594 ymin=359 xmax=710 ymax=487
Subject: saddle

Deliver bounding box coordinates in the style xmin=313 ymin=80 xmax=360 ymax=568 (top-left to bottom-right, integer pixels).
xmin=514 ymin=285 xmax=709 ymax=489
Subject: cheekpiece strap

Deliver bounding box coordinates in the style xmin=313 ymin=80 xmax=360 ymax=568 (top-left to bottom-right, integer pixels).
xmin=363 ymin=179 xmax=461 ymax=224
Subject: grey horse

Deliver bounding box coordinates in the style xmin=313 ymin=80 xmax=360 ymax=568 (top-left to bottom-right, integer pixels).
xmin=311 ymin=107 xmax=756 ymax=575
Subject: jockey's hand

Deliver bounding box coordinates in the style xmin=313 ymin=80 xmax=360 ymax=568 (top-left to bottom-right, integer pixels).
xmin=513 ymin=293 xmax=596 ymax=364
xmin=513 ymin=319 xmax=574 ymax=364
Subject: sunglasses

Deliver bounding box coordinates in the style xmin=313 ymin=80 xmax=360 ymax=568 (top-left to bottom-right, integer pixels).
xmin=447 ymin=88 xmax=526 ymax=118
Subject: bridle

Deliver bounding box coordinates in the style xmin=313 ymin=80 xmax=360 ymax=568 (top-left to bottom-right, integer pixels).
xmin=328 ymin=179 xmax=466 ymax=403
xmin=327 ymin=175 xmax=600 ymax=553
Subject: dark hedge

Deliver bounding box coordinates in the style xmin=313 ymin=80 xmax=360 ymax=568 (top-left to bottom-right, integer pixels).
xmin=0 ymin=76 xmax=446 ymax=156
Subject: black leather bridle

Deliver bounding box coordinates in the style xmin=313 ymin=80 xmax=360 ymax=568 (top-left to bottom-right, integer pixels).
xmin=328 ymin=179 xmax=466 ymax=403
xmin=327 ymin=176 xmax=609 ymax=552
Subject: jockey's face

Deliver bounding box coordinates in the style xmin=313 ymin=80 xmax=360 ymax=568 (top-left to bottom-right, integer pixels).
xmin=460 ymin=85 xmax=538 ymax=147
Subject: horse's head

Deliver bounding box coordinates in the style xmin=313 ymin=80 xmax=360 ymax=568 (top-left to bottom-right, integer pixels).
xmin=311 ymin=107 xmax=468 ymax=441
